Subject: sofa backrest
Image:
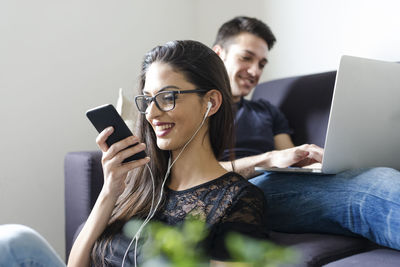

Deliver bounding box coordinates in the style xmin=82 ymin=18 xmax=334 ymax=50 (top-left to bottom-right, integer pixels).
xmin=252 ymin=71 xmax=336 ymax=147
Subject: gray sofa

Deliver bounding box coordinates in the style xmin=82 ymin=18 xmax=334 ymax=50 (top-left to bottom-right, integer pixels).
xmin=64 ymin=71 xmax=400 ymax=266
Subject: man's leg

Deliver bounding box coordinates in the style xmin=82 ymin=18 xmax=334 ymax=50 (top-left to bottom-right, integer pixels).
xmin=0 ymin=224 xmax=65 ymax=267
xmin=250 ymin=167 xmax=400 ymax=250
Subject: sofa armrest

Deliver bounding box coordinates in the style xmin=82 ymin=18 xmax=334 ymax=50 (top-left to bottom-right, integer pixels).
xmin=64 ymin=150 xmax=103 ymax=260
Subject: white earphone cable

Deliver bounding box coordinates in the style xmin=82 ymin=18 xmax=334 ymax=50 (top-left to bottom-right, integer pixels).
xmin=121 ymin=163 xmax=155 ymax=266
xmin=121 ymin=102 xmax=212 ymax=267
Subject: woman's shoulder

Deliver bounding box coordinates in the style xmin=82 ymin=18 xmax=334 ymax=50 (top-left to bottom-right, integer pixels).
xmin=216 ymin=172 xmax=265 ymax=201
xmin=205 ymin=173 xmax=269 ymax=261
xmin=224 ymin=171 xmax=262 ymax=189
xmin=174 ymin=171 xmax=265 ymax=206
xmin=164 ymin=171 xmax=265 ymax=213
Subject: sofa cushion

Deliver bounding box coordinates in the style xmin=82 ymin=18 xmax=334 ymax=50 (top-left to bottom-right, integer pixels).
xmin=252 ymin=71 xmax=336 ymax=147
xmin=323 ymin=248 xmax=400 ymax=267
xmin=269 ymin=231 xmax=372 ymax=267
xmin=116 ymin=88 xmax=139 ymax=132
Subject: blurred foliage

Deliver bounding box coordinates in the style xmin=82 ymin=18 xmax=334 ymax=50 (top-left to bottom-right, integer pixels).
xmin=226 ymin=232 xmax=299 ymax=267
xmin=124 ymin=217 xmax=299 ymax=267
xmin=143 ymin=216 xmax=209 ymax=267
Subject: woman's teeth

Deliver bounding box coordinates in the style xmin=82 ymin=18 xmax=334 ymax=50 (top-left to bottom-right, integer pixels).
xmin=156 ymin=124 xmax=173 ymax=131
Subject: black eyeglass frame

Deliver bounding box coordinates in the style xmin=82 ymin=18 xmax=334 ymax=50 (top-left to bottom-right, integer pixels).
xmin=134 ymin=88 xmax=208 ymax=114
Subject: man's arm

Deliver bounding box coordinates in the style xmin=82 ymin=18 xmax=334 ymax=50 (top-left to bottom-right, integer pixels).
xmin=220 ymin=134 xmax=323 ymax=179
xmin=220 ymin=152 xmax=274 ymax=178
xmin=220 ymin=134 xmax=294 ymax=177
xmin=274 ymin=133 xmax=295 ymax=150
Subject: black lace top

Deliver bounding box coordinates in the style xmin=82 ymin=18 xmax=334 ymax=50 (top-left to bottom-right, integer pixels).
xmin=99 ymin=172 xmax=268 ymax=266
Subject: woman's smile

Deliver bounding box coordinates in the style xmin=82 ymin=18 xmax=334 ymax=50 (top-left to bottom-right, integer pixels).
xmin=152 ymin=121 xmax=175 ymax=137
xmin=143 ymin=62 xmax=208 ymax=151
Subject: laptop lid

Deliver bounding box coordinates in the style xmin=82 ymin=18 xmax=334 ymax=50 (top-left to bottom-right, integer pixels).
xmin=321 ymin=55 xmax=400 ymax=174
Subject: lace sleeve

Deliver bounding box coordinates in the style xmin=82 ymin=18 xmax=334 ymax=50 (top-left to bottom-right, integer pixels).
xmin=222 ymin=184 xmax=267 ymax=225
xmin=205 ymin=184 xmax=269 ymax=260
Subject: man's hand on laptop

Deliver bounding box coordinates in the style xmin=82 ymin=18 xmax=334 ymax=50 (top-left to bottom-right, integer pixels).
xmin=268 ymin=144 xmax=324 ymax=168
xmin=220 ymin=144 xmax=324 ymax=178
xmin=301 ymin=162 xmax=323 ymax=170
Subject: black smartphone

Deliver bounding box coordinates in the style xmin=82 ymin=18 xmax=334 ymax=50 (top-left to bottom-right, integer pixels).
xmin=86 ymin=104 xmax=146 ymax=163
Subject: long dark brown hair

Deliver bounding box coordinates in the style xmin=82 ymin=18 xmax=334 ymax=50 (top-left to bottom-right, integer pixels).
xmin=92 ymin=40 xmax=234 ymax=265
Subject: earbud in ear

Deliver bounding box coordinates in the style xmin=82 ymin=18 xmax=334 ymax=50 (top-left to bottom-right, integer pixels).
xmin=204 ymin=101 xmax=212 ymax=119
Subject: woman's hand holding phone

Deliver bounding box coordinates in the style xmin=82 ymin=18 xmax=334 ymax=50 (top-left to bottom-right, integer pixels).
xmin=68 ymin=126 xmax=149 ymax=267
xmin=86 ymin=104 xmax=149 ymax=199
xmin=69 ymin=105 xmax=150 ymax=266
xmin=96 ymin=126 xmax=150 ymax=199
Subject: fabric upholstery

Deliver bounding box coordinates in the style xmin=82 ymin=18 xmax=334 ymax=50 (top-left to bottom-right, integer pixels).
xmin=270 ymin=232 xmax=373 ymax=267
xmin=252 ymin=71 xmax=336 ymax=147
xmin=323 ymin=248 xmax=400 ymax=267
xmin=64 ymin=151 xmax=103 ymax=259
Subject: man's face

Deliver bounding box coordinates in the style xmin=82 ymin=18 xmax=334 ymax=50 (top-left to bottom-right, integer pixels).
xmin=215 ymin=32 xmax=269 ymax=102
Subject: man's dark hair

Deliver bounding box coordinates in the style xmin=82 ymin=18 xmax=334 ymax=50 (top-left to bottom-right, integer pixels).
xmin=213 ymin=16 xmax=276 ymax=50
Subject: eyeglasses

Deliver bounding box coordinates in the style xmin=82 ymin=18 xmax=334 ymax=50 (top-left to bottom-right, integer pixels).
xmin=135 ymin=88 xmax=207 ymax=114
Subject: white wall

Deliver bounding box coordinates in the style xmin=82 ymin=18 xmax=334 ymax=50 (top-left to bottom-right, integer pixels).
xmin=194 ymin=0 xmax=266 ymax=46
xmin=0 ymin=0 xmax=197 ymax=260
xmin=263 ymin=0 xmax=400 ymax=80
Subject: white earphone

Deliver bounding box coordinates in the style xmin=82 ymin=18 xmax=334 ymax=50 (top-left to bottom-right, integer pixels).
xmin=205 ymin=101 xmax=212 ymax=118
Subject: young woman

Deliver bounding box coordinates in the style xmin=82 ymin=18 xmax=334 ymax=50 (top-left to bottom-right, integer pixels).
xmin=0 ymin=40 xmax=268 ymax=266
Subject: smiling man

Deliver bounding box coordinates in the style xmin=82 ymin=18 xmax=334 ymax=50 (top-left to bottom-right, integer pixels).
xmin=213 ymin=16 xmax=400 ymax=251
xmin=214 ymin=31 xmax=268 ymax=102
xmin=213 ymin=17 xmax=318 ymax=175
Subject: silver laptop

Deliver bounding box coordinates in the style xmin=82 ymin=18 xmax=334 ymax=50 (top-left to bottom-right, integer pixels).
xmin=256 ymin=55 xmax=400 ymax=174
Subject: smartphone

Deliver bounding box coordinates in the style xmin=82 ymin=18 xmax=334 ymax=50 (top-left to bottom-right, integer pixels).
xmin=86 ymin=104 xmax=146 ymax=163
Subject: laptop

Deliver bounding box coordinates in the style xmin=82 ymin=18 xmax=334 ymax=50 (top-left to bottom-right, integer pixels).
xmin=255 ymin=55 xmax=400 ymax=174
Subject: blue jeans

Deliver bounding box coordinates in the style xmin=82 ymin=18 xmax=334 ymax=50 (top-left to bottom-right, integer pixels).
xmin=0 ymin=224 xmax=65 ymax=267
xmin=249 ymin=167 xmax=400 ymax=250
